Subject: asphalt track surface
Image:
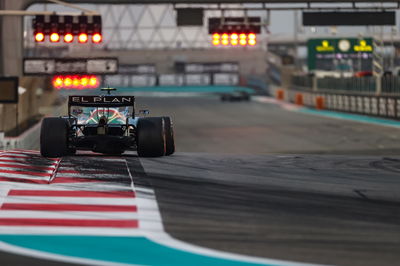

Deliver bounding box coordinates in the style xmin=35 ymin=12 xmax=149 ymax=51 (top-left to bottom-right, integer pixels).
xmin=2 ymin=95 xmax=400 ymax=266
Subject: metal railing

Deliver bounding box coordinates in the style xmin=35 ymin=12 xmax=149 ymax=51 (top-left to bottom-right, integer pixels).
xmin=317 ymin=77 xmax=376 ymax=94
xmin=291 ymin=75 xmax=400 ymax=95
xmin=284 ymin=88 xmax=400 ymax=120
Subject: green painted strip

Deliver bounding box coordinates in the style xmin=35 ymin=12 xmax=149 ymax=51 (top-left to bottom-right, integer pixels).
xmin=299 ymin=108 xmax=400 ymax=128
xmin=0 ymin=235 xmax=275 ymax=266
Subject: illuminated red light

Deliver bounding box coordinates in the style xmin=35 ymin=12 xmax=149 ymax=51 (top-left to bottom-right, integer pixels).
xmin=89 ymin=76 xmax=98 ymax=87
xmin=248 ymin=33 xmax=256 ymax=40
xmin=81 ymin=76 xmax=89 ymax=86
xmin=35 ymin=32 xmax=45 ymax=42
xmin=212 ymin=39 xmax=220 ymax=46
xmin=52 ymin=76 xmax=63 ymax=89
xmin=78 ymin=33 xmax=88 ymax=43
xmin=221 ymin=33 xmax=229 ymax=46
xmin=248 ymin=33 xmax=256 ymax=46
xmin=231 ymin=33 xmax=238 ymax=40
xmin=50 ymin=33 xmax=60 ymax=42
xmin=64 ymin=33 xmax=74 ymax=43
xmin=72 ymin=76 xmax=80 ymax=87
xmin=212 ymin=33 xmax=221 ymax=46
xmin=92 ymin=33 xmax=102 ymax=43
xmin=64 ymin=77 xmax=73 ymax=87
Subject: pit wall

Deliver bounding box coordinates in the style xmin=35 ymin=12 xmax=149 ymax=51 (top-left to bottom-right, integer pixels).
xmin=272 ymin=86 xmax=400 ymax=120
xmin=0 ymin=76 xmax=60 ymax=149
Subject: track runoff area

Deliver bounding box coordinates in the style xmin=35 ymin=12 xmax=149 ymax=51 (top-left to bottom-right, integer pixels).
xmin=0 ymin=149 xmax=304 ymax=266
xmin=0 ymin=94 xmax=400 ymax=265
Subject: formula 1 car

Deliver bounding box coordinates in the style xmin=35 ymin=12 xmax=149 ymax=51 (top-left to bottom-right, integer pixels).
xmin=40 ymin=88 xmax=175 ymax=157
xmin=220 ymin=91 xmax=250 ymax=102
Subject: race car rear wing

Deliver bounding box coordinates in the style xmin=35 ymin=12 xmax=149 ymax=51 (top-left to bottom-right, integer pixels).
xmin=68 ymin=96 xmax=135 ymax=107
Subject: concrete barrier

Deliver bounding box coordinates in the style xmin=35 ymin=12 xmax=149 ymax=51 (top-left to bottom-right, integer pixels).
xmin=1 ymin=119 xmax=41 ymax=150
xmin=0 ymin=103 xmax=65 ymax=151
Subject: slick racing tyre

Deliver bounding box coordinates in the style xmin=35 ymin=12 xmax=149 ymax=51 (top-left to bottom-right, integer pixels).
xmin=163 ymin=116 xmax=175 ymax=156
xmin=137 ymin=117 xmax=166 ymax=157
xmin=40 ymin=117 xmax=69 ymax=157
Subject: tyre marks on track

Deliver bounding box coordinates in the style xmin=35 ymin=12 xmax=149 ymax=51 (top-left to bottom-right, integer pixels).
xmin=0 ymin=152 xmax=140 ymax=235
xmin=0 ymin=150 xmax=60 ymax=184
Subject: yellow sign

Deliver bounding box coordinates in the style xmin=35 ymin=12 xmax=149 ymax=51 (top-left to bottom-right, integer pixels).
xmin=354 ymin=40 xmax=372 ymax=52
xmin=316 ymin=40 xmax=334 ymax=52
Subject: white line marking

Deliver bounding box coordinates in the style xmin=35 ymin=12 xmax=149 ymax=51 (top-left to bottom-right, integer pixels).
xmin=0 ymin=211 xmax=139 ymax=220
xmin=3 ymin=197 xmax=137 ymax=205
xmin=0 ymin=227 xmax=142 ymax=236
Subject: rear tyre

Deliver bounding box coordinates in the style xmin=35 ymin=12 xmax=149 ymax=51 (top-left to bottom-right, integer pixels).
xmin=40 ymin=117 xmax=69 ymax=157
xmin=137 ymin=117 xmax=166 ymax=157
xmin=163 ymin=116 xmax=175 ymax=156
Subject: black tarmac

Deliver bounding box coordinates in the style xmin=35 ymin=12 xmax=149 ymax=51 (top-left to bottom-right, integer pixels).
xmin=3 ymin=95 xmax=400 ymax=266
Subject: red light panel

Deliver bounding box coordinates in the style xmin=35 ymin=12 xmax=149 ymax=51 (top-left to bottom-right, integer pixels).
xmin=35 ymin=32 xmax=45 ymax=42
xmin=52 ymin=75 xmax=100 ymax=90
xmin=50 ymin=33 xmax=60 ymax=43
xmin=211 ymin=32 xmax=257 ymax=46
xmin=78 ymin=33 xmax=88 ymax=43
